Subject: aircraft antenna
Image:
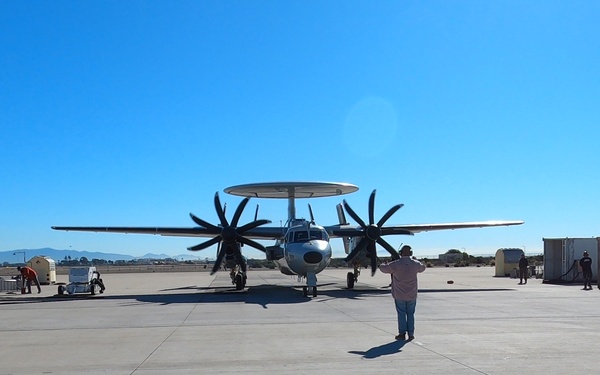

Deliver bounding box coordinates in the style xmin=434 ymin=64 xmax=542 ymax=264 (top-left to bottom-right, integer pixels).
xmin=308 ymin=203 xmax=315 ymax=224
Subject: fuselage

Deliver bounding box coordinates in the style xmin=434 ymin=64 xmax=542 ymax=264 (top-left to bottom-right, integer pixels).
xmin=272 ymin=220 xmax=332 ymax=278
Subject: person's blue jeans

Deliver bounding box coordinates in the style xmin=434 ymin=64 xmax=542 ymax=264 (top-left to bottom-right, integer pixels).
xmin=394 ymin=299 xmax=417 ymax=335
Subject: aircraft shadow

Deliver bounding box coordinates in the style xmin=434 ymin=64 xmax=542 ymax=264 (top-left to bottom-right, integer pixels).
xmin=0 ymin=283 xmax=392 ymax=308
xmin=0 ymin=285 xmax=516 ymax=308
xmin=135 ymin=284 xmax=392 ymax=308
xmin=348 ymin=339 xmax=406 ymax=359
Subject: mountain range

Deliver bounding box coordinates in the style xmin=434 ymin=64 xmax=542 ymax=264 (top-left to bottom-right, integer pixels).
xmin=0 ymin=248 xmax=204 ymax=264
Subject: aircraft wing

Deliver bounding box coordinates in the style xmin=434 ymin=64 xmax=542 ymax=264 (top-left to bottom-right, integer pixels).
xmin=326 ymin=220 xmax=524 ymax=237
xmin=51 ymin=226 xmax=288 ymax=240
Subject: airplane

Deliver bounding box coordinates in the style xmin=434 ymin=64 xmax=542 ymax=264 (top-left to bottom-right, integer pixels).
xmin=52 ymin=181 xmax=524 ymax=297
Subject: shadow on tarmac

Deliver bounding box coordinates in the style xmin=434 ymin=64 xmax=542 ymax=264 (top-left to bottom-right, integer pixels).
xmin=0 ymin=285 xmax=515 ymax=308
xmin=348 ymin=339 xmax=406 ymax=359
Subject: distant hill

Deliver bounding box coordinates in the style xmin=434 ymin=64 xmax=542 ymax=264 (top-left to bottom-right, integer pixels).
xmin=0 ymin=248 xmax=203 ymax=264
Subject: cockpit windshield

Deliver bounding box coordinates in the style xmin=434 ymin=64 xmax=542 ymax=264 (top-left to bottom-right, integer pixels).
xmin=289 ymin=229 xmax=329 ymax=243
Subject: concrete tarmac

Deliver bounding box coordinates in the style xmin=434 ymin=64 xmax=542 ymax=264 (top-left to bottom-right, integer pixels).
xmin=1 ymin=266 xmax=599 ymax=374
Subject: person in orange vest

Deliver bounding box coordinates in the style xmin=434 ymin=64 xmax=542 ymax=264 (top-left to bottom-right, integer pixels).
xmin=17 ymin=266 xmax=42 ymax=294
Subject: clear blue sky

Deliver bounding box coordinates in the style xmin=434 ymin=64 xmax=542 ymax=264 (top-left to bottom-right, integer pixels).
xmin=1 ymin=1 xmax=599 ymax=260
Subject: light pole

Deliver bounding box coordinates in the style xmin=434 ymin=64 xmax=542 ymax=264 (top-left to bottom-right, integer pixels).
xmin=13 ymin=251 xmax=26 ymax=264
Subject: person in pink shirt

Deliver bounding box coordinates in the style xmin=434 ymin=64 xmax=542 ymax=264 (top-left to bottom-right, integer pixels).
xmin=379 ymin=245 xmax=426 ymax=341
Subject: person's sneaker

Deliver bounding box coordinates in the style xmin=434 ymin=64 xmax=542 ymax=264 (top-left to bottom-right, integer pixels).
xmin=408 ymin=335 xmax=415 ymax=341
xmin=395 ymin=333 xmax=405 ymax=340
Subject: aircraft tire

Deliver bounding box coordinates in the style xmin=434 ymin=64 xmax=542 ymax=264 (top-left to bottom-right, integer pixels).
xmin=235 ymin=274 xmax=244 ymax=290
xmin=347 ymin=272 xmax=355 ymax=289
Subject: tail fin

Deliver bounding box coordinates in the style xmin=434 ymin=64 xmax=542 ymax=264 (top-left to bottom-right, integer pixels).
xmin=336 ymin=203 xmax=351 ymax=254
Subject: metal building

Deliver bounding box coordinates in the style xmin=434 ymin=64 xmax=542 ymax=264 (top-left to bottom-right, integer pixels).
xmin=543 ymin=238 xmax=600 ymax=283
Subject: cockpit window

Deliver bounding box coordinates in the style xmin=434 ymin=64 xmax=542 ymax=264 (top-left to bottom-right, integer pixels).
xmin=292 ymin=230 xmax=328 ymax=242
xmin=294 ymin=231 xmax=308 ymax=242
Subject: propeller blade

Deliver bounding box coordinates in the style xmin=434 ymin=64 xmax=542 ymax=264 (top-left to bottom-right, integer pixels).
xmin=211 ymin=245 xmax=228 ymax=275
xmin=238 ymin=236 xmax=267 ymax=252
xmin=343 ymin=200 xmax=367 ymax=228
xmin=231 ymin=197 xmax=250 ymax=227
xmin=344 ymin=237 xmax=367 ymax=262
xmin=189 ymin=213 xmax=220 ymax=232
xmin=368 ymin=190 xmax=376 ymax=225
xmin=377 ymin=237 xmax=400 ymax=259
xmin=188 ymin=236 xmax=221 ymax=251
xmin=214 ymin=192 xmax=228 ymax=228
xmin=367 ymin=241 xmax=378 ymax=275
xmin=370 ymin=252 xmax=378 ymax=276
xmin=188 ymin=194 xmax=268 ymax=276
xmin=377 ymin=204 xmax=403 ymax=227
xmin=237 ymin=219 xmax=271 ymax=233
xmin=343 ymin=191 xmax=407 ymax=272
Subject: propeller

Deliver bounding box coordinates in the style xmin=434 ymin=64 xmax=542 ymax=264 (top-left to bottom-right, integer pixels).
xmin=343 ymin=189 xmax=403 ymax=275
xmin=188 ymin=192 xmax=271 ymax=274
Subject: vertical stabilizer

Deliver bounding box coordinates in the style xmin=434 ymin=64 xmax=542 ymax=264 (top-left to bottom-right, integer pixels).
xmin=336 ymin=203 xmax=351 ymax=254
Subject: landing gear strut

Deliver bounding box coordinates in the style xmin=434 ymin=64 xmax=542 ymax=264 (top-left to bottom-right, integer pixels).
xmin=230 ymin=268 xmax=247 ymax=290
xmin=347 ymin=265 xmax=360 ymax=289
xmin=300 ymin=272 xmax=318 ymax=297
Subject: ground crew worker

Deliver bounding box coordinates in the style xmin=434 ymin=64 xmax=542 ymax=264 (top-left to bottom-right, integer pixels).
xmin=518 ymin=254 xmax=529 ymax=285
xmin=379 ymin=245 xmax=426 ymax=341
xmin=17 ymin=266 xmax=42 ymax=294
xmin=580 ymin=251 xmax=593 ymax=290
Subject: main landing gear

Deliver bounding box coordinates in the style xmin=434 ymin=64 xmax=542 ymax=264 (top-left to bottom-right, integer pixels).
xmin=347 ymin=265 xmax=361 ymax=289
xmin=230 ymin=268 xmax=247 ymax=291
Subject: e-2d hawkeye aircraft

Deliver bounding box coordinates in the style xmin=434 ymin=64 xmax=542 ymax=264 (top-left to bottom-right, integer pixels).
xmin=52 ymin=182 xmax=524 ymax=297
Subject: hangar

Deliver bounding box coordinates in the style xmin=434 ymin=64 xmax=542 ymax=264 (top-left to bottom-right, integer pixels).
xmin=543 ymin=238 xmax=599 ymax=284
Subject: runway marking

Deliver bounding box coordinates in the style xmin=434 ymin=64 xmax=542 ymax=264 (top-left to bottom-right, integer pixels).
xmin=413 ymin=341 xmax=491 ymax=375
xmin=129 ymin=303 xmax=198 ymax=375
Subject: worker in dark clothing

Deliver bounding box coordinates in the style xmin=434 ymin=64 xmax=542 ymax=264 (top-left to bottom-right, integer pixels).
xmin=518 ymin=254 xmax=529 ymax=284
xmin=17 ymin=266 xmax=42 ymax=294
xmin=580 ymin=251 xmax=593 ymax=290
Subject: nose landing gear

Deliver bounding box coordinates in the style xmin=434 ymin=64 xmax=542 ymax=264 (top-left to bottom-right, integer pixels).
xmin=301 ymin=272 xmax=319 ymax=297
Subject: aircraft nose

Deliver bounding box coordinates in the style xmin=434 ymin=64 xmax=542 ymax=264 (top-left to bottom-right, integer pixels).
xmin=303 ymin=251 xmax=323 ymax=264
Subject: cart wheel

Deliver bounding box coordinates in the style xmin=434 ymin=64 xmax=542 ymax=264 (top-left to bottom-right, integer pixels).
xmin=58 ymin=285 xmax=64 ymax=295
